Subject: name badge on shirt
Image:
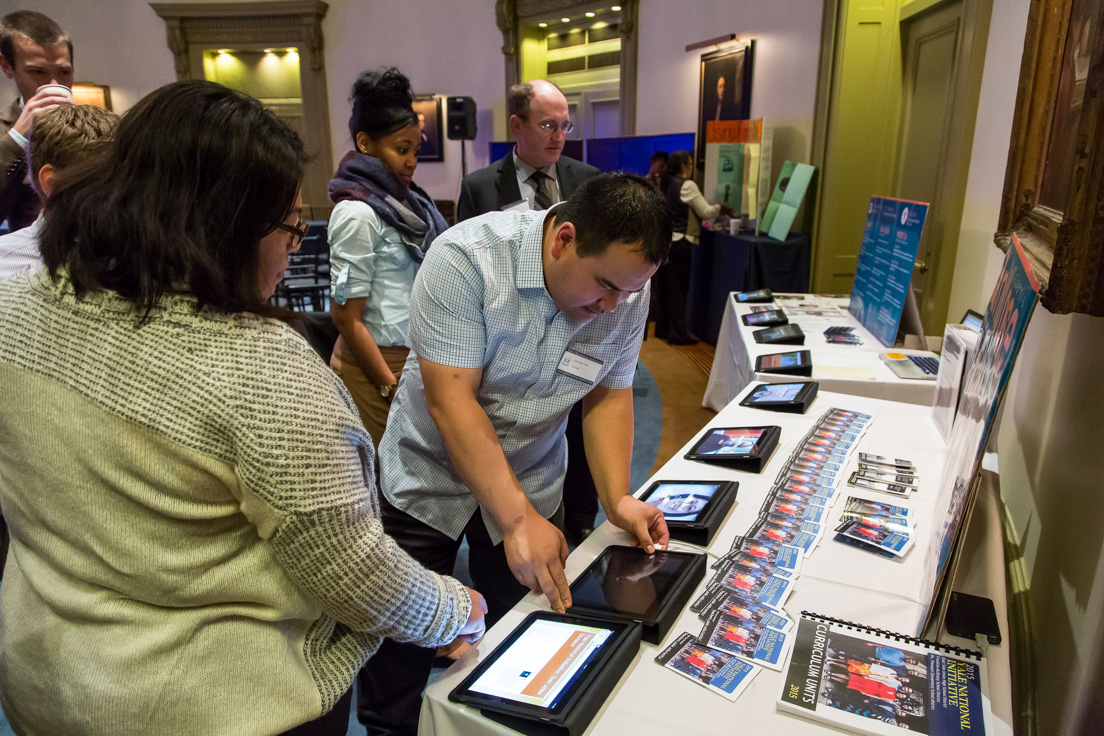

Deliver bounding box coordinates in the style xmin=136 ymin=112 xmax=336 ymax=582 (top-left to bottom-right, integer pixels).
xmin=557 ymin=349 xmax=604 ymax=384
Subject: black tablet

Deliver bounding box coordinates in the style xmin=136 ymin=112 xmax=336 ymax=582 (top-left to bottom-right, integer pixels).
xmin=449 ymin=611 xmax=641 ymax=736
xmin=638 ymin=480 xmax=739 ymax=546
xmin=684 ymin=425 xmax=781 ymax=473
xmin=755 ymin=350 xmax=813 ymax=376
xmin=961 ymin=308 xmax=984 ymax=331
xmin=752 ymin=323 xmax=805 ymax=345
xmin=741 ymin=309 xmax=788 ymax=327
xmin=568 ymin=545 xmax=707 ymax=643
xmin=739 ymin=381 xmax=819 ymax=413
xmin=734 ymin=288 xmax=773 ymax=303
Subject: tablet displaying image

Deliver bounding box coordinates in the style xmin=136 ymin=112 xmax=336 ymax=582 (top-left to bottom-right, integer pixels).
xmin=746 ymin=382 xmax=805 ymax=403
xmin=752 ymin=323 xmax=805 ymax=345
xmin=758 ymin=325 xmax=798 ymax=340
xmin=690 ymin=427 xmax=766 ymax=457
xmin=735 ymin=288 xmax=773 ymax=303
xmin=467 ymin=617 xmax=614 ymax=709
xmin=640 ymin=481 xmax=724 ymax=522
xmin=757 ymin=352 xmax=807 ymax=370
xmin=742 ymin=309 xmax=787 ymax=326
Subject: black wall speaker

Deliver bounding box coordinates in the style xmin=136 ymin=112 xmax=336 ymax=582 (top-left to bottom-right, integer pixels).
xmin=447 ymin=96 xmax=477 ymax=140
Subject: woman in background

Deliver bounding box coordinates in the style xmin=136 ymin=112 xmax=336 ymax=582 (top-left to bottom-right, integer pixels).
xmin=653 ymin=149 xmax=734 ymax=345
xmin=0 ymin=80 xmax=484 ymax=736
xmin=328 ymin=67 xmax=447 ymax=447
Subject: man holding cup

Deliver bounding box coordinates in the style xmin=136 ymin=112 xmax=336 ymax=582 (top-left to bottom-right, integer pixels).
xmin=0 ymin=11 xmax=73 ymax=232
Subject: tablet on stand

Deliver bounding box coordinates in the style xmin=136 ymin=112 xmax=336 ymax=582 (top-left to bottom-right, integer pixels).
xmin=638 ymin=479 xmax=739 ymax=545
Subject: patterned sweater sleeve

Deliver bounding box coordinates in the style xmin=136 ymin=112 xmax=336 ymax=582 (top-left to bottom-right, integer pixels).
xmin=225 ymin=328 xmax=470 ymax=647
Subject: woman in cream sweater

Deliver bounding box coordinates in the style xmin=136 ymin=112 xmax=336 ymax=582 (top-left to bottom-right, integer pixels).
xmin=0 ymin=80 xmax=484 ymax=736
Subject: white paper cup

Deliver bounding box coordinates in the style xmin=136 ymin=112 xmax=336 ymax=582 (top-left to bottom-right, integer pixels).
xmin=729 ymin=219 xmax=739 ymax=235
xmin=37 ymin=84 xmax=73 ymax=101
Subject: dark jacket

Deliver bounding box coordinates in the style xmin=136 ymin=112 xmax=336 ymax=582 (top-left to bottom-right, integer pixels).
xmin=0 ymin=98 xmax=42 ymax=232
xmin=456 ymin=151 xmax=599 ymax=221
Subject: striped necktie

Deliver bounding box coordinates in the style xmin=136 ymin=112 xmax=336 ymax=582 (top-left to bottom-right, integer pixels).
xmin=528 ymin=170 xmax=554 ymax=210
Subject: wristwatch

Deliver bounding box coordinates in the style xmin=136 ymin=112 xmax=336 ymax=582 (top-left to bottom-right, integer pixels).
xmin=380 ymin=383 xmax=399 ymax=401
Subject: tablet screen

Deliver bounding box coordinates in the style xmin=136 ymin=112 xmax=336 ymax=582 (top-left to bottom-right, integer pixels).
xmin=571 ymin=548 xmax=689 ymax=616
xmin=736 ymin=289 xmax=770 ymax=302
xmin=468 ymin=618 xmax=613 ymax=709
xmin=758 ymin=352 xmax=803 ymax=370
xmin=642 ymin=482 xmax=723 ymax=522
xmin=745 ymin=310 xmax=781 ymax=325
xmin=693 ymin=427 xmax=764 ymax=456
xmin=747 ymin=383 xmax=805 ymax=403
xmin=759 ymin=325 xmax=797 ymax=340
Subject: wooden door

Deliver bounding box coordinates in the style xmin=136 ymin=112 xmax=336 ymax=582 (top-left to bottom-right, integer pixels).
xmin=895 ymin=2 xmax=963 ymax=326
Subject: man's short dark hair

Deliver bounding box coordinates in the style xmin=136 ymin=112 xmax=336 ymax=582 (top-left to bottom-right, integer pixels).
xmin=650 ymin=150 xmax=669 ymax=164
xmin=556 ymin=173 xmax=671 ymax=266
xmin=0 ymin=11 xmax=72 ymax=66
xmin=29 ymin=105 xmax=118 ymax=196
xmin=39 ymin=80 xmax=307 ymax=318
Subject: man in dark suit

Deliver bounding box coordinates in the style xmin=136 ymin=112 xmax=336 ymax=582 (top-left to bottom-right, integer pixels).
xmin=0 ymin=11 xmax=74 ymax=232
xmin=457 ymin=79 xmax=602 ymax=547
xmin=457 ymin=79 xmax=598 ymax=221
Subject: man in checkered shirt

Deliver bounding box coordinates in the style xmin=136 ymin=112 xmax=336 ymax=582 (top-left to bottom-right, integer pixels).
xmin=358 ymin=173 xmax=672 ymax=735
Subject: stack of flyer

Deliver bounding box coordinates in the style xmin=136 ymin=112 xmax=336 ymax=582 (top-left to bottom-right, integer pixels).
xmin=833 ymin=496 xmax=915 ymax=558
xmin=655 ymin=408 xmax=874 ymax=699
xmin=848 ymin=453 xmax=918 ymax=497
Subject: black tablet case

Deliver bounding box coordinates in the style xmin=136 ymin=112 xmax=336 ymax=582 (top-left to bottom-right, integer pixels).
xmin=734 ymin=289 xmax=773 ymax=303
xmin=642 ymin=480 xmax=739 ymax=546
xmin=752 ymin=324 xmax=805 ymax=345
xmin=460 ymin=616 xmax=643 ymax=736
xmin=741 ymin=310 xmax=788 ymax=327
xmin=685 ymin=425 xmax=781 ymax=473
xmin=567 ymin=546 xmax=707 ymax=644
xmin=755 ymin=352 xmax=813 ymax=377
xmin=739 ymin=382 xmax=819 ymax=414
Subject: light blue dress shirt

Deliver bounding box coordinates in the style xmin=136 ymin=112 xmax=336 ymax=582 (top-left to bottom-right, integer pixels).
xmin=379 ymin=206 xmax=650 ymax=543
xmin=328 ymin=199 xmax=420 ymax=347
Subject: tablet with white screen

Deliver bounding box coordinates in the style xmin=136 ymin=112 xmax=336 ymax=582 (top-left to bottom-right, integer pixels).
xmin=449 ymin=611 xmax=640 ymax=735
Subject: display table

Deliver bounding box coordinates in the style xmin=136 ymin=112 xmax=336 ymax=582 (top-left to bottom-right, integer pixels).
xmin=703 ymin=294 xmax=936 ymax=411
xmin=687 ymin=230 xmax=811 ymax=345
xmin=420 ymin=387 xmax=1011 ymax=736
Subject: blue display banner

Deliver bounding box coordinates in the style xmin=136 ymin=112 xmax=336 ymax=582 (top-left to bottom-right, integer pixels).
xmin=848 ymin=196 xmax=930 ymax=347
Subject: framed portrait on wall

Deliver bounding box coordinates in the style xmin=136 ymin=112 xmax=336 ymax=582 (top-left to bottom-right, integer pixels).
xmin=412 ymin=96 xmax=443 ymax=162
xmin=697 ymin=40 xmax=755 ymax=169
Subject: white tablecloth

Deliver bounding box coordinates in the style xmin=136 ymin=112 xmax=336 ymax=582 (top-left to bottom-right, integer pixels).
xmin=703 ymin=294 xmax=936 ymax=411
xmin=419 ymin=387 xmax=1011 ymax=736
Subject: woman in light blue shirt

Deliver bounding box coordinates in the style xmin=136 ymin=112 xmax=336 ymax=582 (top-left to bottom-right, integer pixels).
xmin=328 ymin=68 xmax=447 ymax=446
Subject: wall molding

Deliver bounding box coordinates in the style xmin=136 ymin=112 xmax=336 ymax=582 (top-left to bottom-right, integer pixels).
xmin=150 ymin=1 xmax=334 ymax=218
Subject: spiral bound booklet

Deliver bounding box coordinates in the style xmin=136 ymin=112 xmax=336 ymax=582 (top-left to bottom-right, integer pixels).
xmin=777 ymin=612 xmax=993 ymax=735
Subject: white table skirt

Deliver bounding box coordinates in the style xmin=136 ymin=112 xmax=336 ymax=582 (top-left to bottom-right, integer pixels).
xmin=419 ymin=387 xmax=1011 ymax=736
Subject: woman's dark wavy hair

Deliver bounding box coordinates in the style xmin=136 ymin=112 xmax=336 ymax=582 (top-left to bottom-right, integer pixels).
xmin=348 ymin=67 xmax=418 ymax=140
xmin=38 ymin=80 xmax=307 ymax=318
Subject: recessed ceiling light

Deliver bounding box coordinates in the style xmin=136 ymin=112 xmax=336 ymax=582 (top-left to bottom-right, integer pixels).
xmin=585 ymin=11 xmax=595 ymax=17
xmin=264 ymin=48 xmax=274 ymax=53
xmin=612 ymin=5 xmax=621 ymax=10
xmin=538 ymin=21 xmax=547 ymax=27
xmin=562 ymin=17 xmax=570 ymax=22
